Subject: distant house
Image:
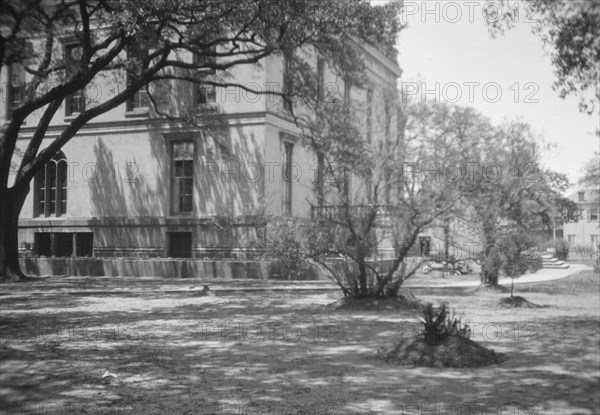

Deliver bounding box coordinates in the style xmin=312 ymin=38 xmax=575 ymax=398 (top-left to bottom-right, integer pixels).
xmin=563 ymin=188 xmax=600 ymax=246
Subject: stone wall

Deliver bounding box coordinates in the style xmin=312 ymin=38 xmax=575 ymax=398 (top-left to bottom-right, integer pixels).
xmin=19 ymin=257 xmax=323 ymax=280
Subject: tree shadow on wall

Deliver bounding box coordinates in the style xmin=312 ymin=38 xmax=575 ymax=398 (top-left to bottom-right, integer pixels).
xmin=88 ymin=136 xmax=167 ymax=253
xmin=87 ymin=110 xmax=268 ymax=254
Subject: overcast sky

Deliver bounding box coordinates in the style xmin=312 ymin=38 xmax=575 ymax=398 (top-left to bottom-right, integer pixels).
xmin=391 ymin=0 xmax=599 ymax=190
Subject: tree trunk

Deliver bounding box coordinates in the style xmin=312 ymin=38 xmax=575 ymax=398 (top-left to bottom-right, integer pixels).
xmin=480 ymin=258 xmax=500 ymax=286
xmin=510 ymin=275 xmax=515 ymax=297
xmin=479 ymin=223 xmax=500 ymax=286
xmin=0 ymin=185 xmax=30 ymax=281
xmin=356 ymin=245 xmax=368 ymax=298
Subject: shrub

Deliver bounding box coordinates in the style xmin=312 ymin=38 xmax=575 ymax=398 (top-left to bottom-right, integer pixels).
xmin=269 ymin=234 xmax=309 ymax=280
xmin=421 ymin=303 xmax=470 ymax=345
xmin=553 ymin=238 xmax=569 ymax=261
xmin=570 ymin=244 xmax=596 ymax=261
xmin=498 ymin=232 xmax=541 ymax=276
xmin=266 ymin=218 xmax=311 ymax=280
xmin=525 ymin=250 xmax=543 ymax=273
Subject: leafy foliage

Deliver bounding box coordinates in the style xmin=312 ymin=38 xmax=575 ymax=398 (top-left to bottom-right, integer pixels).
xmin=499 ymin=232 xmax=541 ymax=274
xmin=266 ymin=219 xmax=310 ymax=280
xmin=486 ymin=0 xmax=600 ymax=113
xmin=579 ymin=153 xmax=600 ymax=192
xmin=403 ymin=101 xmax=577 ymax=287
xmin=497 ymin=232 xmax=542 ymax=297
xmin=306 ymin=97 xmax=575 ymax=295
xmin=304 ymin=94 xmax=463 ymax=298
xmin=421 ymin=303 xmax=471 ymax=346
xmin=458 ymin=118 xmax=566 ymax=285
xmin=552 ymin=238 xmax=570 ymax=261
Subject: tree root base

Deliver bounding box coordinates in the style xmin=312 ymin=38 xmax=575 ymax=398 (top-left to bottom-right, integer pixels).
xmin=375 ymin=336 xmax=507 ymax=368
xmin=1 ymin=268 xmax=46 ymax=283
xmin=499 ymin=296 xmax=543 ymax=308
xmin=328 ymin=291 xmax=423 ymax=311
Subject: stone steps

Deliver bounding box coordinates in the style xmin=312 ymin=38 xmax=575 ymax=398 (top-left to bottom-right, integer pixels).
xmin=541 ymin=254 xmax=570 ymax=269
xmin=543 ymin=263 xmax=571 ymax=269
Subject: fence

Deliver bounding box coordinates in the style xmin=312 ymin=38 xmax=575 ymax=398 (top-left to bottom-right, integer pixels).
xmin=568 ymin=245 xmax=598 ymax=262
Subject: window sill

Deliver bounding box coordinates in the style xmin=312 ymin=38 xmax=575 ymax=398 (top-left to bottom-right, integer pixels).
xmin=125 ymin=108 xmax=150 ymax=118
xmin=64 ymin=113 xmax=81 ymax=122
xmin=195 ymin=103 xmax=218 ymax=112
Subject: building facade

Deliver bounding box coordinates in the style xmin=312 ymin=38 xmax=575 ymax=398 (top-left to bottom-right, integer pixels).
xmin=563 ymin=188 xmax=600 ymax=247
xmin=3 ymin=40 xmax=402 ymax=260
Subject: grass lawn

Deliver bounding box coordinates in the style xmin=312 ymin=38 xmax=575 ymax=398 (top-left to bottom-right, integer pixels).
xmin=1 ymin=269 xmax=598 ymax=414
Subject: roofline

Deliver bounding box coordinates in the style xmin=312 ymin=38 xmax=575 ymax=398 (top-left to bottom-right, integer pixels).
xmin=348 ymin=36 xmax=403 ymax=79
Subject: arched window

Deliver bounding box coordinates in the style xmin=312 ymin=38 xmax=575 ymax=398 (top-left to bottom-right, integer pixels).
xmin=34 ymin=151 xmax=67 ymax=217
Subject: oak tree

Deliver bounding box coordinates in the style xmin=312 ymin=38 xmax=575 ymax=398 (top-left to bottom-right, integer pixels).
xmin=0 ymin=0 xmax=403 ymax=280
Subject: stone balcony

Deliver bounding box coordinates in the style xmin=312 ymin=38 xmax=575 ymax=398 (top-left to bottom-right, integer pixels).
xmin=311 ymin=205 xmax=398 ymax=225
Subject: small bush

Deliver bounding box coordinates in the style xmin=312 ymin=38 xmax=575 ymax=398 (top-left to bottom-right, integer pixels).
xmin=570 ymin=244 xmax=596 ymax=261
xmin=269 ymin=234 xmax=309 ymax=280
xmin=263 ymin=218 xmax=312 ymax=280
xmin=553 ymin=238 xmax=569 ymax=261
xmin=421 ymin=303 xmax=470 ymax=346
xmin=524 ymin=250 xmax=542 ymax=273
xmin=498 ymin=232 xmax=541 ymax=277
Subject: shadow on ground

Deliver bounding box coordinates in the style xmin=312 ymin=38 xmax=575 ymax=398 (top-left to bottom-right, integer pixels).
xmin=1 ymin=271 xmax=598 ymax=414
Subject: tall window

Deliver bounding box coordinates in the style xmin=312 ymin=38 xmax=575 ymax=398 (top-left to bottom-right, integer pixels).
xmin=590 ymin=208 xmax=598 ymax=221
xmin=193 ymin=50 xmax=217 ymax=105
xmin=172 ymin=141 xmax=194 ymax=214
xmin=169 ymin=232 xmax=192 ymax=258
xmin=578 ymin=191 xmax=586 ymax=202
xmin=65 ymin=44 xmax=85 ymax=115
xmin=316 ymin=152 xmax=325 ymax=206
xmin=419 ymin=237 xmax=431 ymax=257
xmin=194 ymin=48 xmax=217 ymax=73
xmin=282 ymin=51 xmax=294 ymax=112
xmin=34 ymin=151 xmax=67 ymax=217
xmin=344 ymin=79 xmax=351 ymax=106
xmin=365 ymin=168 xmax=372 ymax=203
xmin=194 ymin=84 xmax=216 ymax=105
xmin=317 ymin=58 xmax=326 ymax=102
xmin=366 ymin=88 xmax=373 ymax=143
xmin=282 ymin=142 xmax=294 ymax=216
xmin=6 ymin=63 xmax=26 ymax=119
xmin=384 ymin=98 xmax=390 ymax=139
xmin=384 ymin=166 xmax=392 ymax=204
xmin=342 ymin=171 xmax=351 ymax=201
xmin=126 ymin=45 xmax=149 ymax=111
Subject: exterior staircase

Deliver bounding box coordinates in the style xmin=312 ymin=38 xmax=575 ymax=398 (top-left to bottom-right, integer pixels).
xmin=541 ymin=254 xmax=570 ymax=269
